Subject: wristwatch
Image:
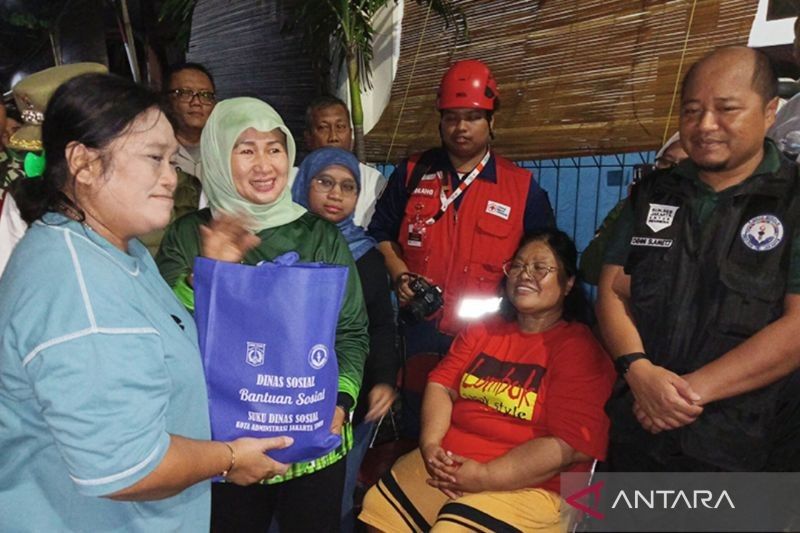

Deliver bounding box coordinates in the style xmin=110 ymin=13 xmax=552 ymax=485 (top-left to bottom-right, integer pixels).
xmin=614 ymin=352 xmax=648 ymax=376
xmin=336 ymin=393 xmax=354 ymax=423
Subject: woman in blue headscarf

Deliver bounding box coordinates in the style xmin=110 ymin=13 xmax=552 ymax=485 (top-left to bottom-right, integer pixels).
xmin=292 ymin=147 xmax=401 ymax=532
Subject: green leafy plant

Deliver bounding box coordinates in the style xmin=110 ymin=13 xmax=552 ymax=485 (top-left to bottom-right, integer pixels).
xmin=157 ymin=0 xmax=197 ymax=52
xmin=289 ymin=0 xmax=466 ymax=160
xmin=1 ymin=2 xmax=66 ymax=64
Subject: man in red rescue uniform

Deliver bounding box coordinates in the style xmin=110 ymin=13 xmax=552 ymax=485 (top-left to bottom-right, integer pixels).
xmin=368 ymin=59 xmax=555 ymax=436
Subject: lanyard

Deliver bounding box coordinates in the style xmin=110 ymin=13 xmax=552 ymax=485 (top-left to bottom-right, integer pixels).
xmin=424 ymin=148 xmax=492 ymax=225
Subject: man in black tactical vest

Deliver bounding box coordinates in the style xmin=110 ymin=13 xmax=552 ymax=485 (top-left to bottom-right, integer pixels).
xmin=598 ymin=46 xmax=800 ymax=472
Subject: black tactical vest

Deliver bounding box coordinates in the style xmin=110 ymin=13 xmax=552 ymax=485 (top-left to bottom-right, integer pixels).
xmin=607 ymin=157 xmax=800 ymax=470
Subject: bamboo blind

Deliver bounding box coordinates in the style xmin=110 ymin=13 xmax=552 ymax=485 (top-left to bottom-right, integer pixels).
xmin=365 ymin=0 xmax=759 ymax=162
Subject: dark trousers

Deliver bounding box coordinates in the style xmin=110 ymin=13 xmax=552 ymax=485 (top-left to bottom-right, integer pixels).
xmin=601 ymin=439 xmax=725 ymax=472
xmin=602 ymin=370 xmax=800 ymax=473
xmin=399 ymin=319 xmax=453 ymax=439
xmin=210 ymin=458 xmax=346 ymax=533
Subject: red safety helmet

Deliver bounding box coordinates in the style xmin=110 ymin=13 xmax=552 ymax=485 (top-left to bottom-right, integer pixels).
xmin=436 ymin=59 xmax=499 ymax=111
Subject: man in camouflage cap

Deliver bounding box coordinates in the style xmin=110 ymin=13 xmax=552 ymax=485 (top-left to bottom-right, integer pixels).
xmin=1 ymin=103 xmax=22 ymax=148
xmin=0 ymin=62 xmax=107 ymax=275
xmin=0 ymin=103 xmax=24 ymax=192
xmin=7 ymin=62 xmax=109 ymax=153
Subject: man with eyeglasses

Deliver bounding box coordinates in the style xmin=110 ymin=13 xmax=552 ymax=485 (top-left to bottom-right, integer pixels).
xmin=141 ymin=63 xmax=216 ymax=255
xmin=291 ymin=94 xmax=388 ymax=229
xmin=368 ymin=59 xmax=555 ymax=438
xmin=166 ymin=62 xmax=216 ymax=179
xmin=768 ymin=16 xmax=800 ymax=152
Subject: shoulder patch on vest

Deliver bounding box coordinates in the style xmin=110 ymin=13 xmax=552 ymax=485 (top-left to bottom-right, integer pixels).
xmin=740 ymin=214 xmax=784 ymax=252
xmin=646 ymin=203 xmax=679 ymax=232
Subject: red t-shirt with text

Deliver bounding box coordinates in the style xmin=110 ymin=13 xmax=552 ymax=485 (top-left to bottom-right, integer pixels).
xmin=428 ymin=318 xmax=615 ymax=494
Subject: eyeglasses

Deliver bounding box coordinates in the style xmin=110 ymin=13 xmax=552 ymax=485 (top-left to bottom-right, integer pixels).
xmin=168 ymin=88 xmax=216 ymax=105
xmin=654 ymin=157 xmax=679 ymax=170
xmin=502 ymin=261 xmax=558 ymax=280
xmin=311 ymin=175 xmax=358 ymax=197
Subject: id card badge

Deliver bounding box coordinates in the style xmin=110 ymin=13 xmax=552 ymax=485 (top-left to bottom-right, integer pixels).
xmin=407 ymin=223 xmax=425 ymax=247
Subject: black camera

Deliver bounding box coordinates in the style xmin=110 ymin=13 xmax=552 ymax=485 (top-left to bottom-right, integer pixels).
xmin=400 ymin=276 xmax=444 ymax=325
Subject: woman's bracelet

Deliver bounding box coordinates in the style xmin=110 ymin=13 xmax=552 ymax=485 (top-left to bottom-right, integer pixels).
xmin=220 ymin=442 xmax=236 ymax=478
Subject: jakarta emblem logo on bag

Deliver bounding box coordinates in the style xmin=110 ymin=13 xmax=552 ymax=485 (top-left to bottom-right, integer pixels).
xmin=308 ymin=344 xmax=329 ymax=370
xmin=246 ymin=341 xmax=266 ymax=367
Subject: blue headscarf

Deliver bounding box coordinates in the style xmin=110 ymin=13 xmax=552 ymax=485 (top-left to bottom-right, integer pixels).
xmin=291 ymin=147 xmax=377 ymax=261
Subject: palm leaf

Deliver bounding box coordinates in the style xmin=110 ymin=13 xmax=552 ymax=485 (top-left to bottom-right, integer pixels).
xmin=158 ymin=0 xmax=197 ymax=51
xmin=285 ymin=0 xmax=467 ymax=159
xmin=287 ymin=0 xmax=465 ymax=91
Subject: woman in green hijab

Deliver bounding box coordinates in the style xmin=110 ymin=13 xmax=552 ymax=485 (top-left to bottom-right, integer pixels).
xmin=156 ymin=97 xmax=368 ymax=532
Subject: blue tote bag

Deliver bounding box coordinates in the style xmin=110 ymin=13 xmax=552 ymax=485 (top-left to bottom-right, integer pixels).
xmin=193 ymin=252 xmax=348 ymax=464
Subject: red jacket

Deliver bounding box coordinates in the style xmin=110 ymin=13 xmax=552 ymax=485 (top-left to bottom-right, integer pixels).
xmin=398 ymin=151 xmax=532 ymax=336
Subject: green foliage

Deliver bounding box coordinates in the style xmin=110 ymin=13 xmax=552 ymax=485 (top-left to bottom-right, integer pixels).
xmin=287 ymin=0 xmax=466 ymax=158
xmin=158 ymin=0 xmax=197 ymax=51
xmin=0 ymin=2 xmax=63 ymax=31
xmin=289 ymin=0 xmax=466 ymax=90
xmin=3 ymin=12 xmax=49 ymax=30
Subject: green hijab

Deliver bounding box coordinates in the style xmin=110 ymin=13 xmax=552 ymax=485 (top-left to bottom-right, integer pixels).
xmin=200 ymin=97 xmax=306 ymax=231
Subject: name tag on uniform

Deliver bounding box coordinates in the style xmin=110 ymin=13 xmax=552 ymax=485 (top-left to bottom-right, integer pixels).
xmin=486 ymin=200 xmax=511 ymax=220
xmin=631 ymin=236 xmax=673 ymax=248
xmin=407 ymin=223 xmax=424 ymax=247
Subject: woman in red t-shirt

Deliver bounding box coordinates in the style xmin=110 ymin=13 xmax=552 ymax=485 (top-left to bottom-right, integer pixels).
xmin=359 ymin=228 xmax=616 ymax=532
